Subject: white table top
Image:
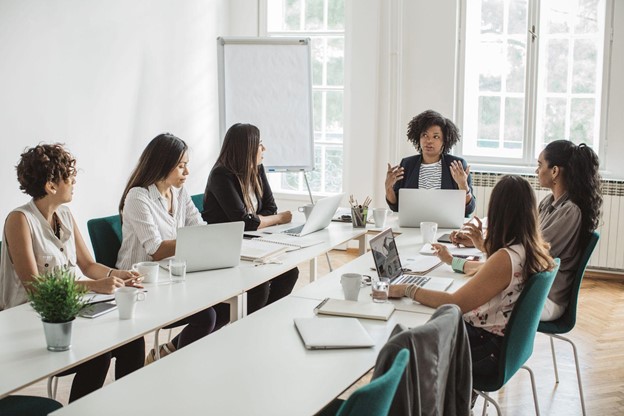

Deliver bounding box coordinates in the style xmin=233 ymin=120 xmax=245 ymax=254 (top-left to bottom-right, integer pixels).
xmin=52 ymin=296 xmax=431 ymax=416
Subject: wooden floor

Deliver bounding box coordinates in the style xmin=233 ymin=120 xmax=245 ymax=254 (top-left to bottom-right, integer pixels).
xmin=15 ymin=249 xmax=624 ymax=415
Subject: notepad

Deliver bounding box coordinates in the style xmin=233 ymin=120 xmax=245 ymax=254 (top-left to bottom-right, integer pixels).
xmin=240 ymin=239 xmax=288 ymax=261
xmin=314 ymin=298 xmax=395 ymax=321
xmin=419 ymin=243 xmax=483 ymax=259
xmin=253 ymin=233 xmax=324 ymax=251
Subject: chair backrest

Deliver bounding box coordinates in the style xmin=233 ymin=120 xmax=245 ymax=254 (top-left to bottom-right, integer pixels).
xmin=87 ymin=215 xmax=123 ymax=268
xmin=191 ymin=193 xmax=204 ymax=212
xmin=539 ymin=231 xmax=600 ymax=334
xmin=496 ymin=258 xmax=560 ymax=387
xmin=336 ymin=349 xmax=409 ymax=416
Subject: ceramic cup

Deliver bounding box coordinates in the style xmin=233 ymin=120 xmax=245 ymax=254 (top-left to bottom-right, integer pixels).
xmin=132 ymin=261 xmax=160 ymax=284
xmin=298 ymin=204 xmax=314 ymax=220
xmin=340 ymin=273 xmax=362 ymax=301
xmin=115 ymin=287 xmax=146 ymax=320
xmin=420 ymin=221 xmax=438 ymax=244
xmin=373 ymin=208 xmax=389 ymax=228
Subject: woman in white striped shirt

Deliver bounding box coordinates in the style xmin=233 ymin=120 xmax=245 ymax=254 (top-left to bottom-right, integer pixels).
xmin=117 ymin=134 xmax=216 ymax=364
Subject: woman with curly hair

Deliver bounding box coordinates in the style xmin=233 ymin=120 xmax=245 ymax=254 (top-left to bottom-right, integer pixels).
xmin=385 ymin=109 xmax=475 ymax=216
xmin=1 ymin=143 xmax=144 ymax=402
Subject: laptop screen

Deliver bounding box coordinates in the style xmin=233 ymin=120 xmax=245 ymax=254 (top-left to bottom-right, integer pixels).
xmin=369 ymin=228 xmax=403 ymax=281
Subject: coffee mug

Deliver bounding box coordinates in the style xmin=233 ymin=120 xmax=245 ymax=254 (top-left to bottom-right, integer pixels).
xmin=298 ymin=203 xmax=314 ymax=220
xmin=115 ymin=287 xmax=146 ymax=320
xmin=373 ymin=208 xmax=388 ymax=228
xmin=420 ymin=221 xmax=438 ymax=244
xmin=132 ymin=261 xmax=160 ymax=284
xmin=340 ymin=273 xmax=362 ymax=301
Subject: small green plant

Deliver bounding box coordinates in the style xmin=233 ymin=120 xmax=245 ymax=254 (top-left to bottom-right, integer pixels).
xmin=27 ymin=267 xmax=88 ymax=323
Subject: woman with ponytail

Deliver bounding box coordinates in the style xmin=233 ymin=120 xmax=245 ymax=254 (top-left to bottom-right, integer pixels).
xmin=535 ymin=140 xmax=602 ymax=320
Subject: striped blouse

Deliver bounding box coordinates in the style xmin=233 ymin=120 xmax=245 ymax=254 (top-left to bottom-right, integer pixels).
xmin=418 ymin=160 xmax=442 ymax=189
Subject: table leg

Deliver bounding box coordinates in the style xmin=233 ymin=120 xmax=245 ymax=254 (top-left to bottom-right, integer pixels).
xmin=309 ymin=257 xmax=318 ymax=283
xmin=227 ymin=292 xmax=248 ymax=322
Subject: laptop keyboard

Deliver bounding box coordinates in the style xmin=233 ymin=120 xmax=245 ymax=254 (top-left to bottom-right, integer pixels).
xmin=281 ymin=224 xmax=305 ymax=235
xmin=393 ymin=275 xmax=431 ymax=286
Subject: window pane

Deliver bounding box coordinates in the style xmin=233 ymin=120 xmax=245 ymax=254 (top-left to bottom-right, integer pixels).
xmin=477 ymin=96 xmax=501 ymax=148
xmin=575 ymin=0 xmax=600 ymax=33
xmin=325 ymin=146 xmax=343 ymax=193
xmin=328 ymin=0 xmax=345 ymax=30
xmin=308 ymin=145 xmax=323 ymax=192
xmin=570 ymin=98 xmax=595 ymax=145
xmin=508 ymin=0 xmax=527 ymax=34
xmin=326 ymin=37 xmax=344 ymax=86
xmin=481 ymin=0 xmax=504 ymax=34
xmin=326 ymin=91 xmax=343 ymax=136
xmin=313 ymin=91 xmax=322 ymax=132
xmin=285 ymin=0 xmax=302 ymax=31
xmin=506 ymin=38 xmax=526 ymax=93
xmin=572 ymin=39 xmax=597 ymax=93
xmin=280 ymin=171 xmax=302 ymax=191
xmin=311 ymin=37 xmax=325 ymax=86
xmin=545 ymin=39 xmax=569 ymax=93
xmin=544 ymin=0 xmax=570 ymax=34
xmin=504 ymin=97 xmax=524 ymax=149
xmin=543 ymin=97 xmax=567 ymax=143
xmin=479 ymin=40 xmax=503 ymax=91
xmin=305 ymin=0 xmax=324 ymax=30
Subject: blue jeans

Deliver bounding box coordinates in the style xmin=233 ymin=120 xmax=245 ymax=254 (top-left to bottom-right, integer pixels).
xmin=465 ymin=323 xmax=503 ymax=377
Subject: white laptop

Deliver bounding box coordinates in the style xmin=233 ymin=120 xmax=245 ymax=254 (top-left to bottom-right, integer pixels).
xmin=266 ymin=193 xmax=344 ymax=237
xmin=294 ymin=317 xmax=374 ymax=350
xmin=398 ymin=188 xmax=465 ymax=229
xmin=369 ymin=228 xmax=454 ymax=291
xmin=170 ymin=222 xmax=244 ymax=272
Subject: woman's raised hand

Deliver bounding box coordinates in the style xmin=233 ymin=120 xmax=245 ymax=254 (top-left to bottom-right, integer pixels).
xmin=385 ymin=163 xmax=405 ymax=191
xmin=450 ymin=161 xmax=470 ymax=190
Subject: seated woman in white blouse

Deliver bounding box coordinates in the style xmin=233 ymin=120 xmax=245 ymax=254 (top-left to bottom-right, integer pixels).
xmin=117 ymin=133 xmax=216 ymax=364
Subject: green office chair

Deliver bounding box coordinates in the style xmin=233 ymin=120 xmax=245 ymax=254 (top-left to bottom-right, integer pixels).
xmin=87 ymin=215 xmax=123 ymax=268
xmin=191 ymin=193 xmax=204 ymax=212
xmin=0 ymin=395 xmax=63 ymax=416
xmin=538 ymin=231 xmax=599 ymax=416
xmin=473 ymin=259 xmax=560 ymax=416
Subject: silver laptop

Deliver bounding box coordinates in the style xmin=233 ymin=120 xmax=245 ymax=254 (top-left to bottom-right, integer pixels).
xmin=271 ymin=193 xmax=344 ymax=237
xmin=294 ymin=317 xmax=374 ymax=350
xmin=369 ymin=228 xmax=453 ymax=291
xmin=398 ymin=188 xmax=465 ymax=228
xmin=173 ymin=222 xmax=244 ymax=272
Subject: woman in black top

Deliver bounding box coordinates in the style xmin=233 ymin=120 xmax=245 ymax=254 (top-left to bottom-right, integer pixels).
xmin=203 ymin=123 xmax=299 ymax=326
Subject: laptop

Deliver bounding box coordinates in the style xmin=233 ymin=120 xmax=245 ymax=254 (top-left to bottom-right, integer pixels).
xmin=398 ymin=188 xmax=465 ymax=228
xmin=268 ymin=193 xmax=344 ymax=237
xmin=167 ymin=222 xmax=244 ymax=272
xmin=294 ymin=317 xmax=374 ymax=350
xmin=369 ymin=228 xmax=454 ymax=291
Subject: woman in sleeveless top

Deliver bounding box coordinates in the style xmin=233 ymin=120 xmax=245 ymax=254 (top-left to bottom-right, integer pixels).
xmin=1 ymin=144 xmax=144 ymax=402
xmin=389 ymin=175 xmax=554 ymax=377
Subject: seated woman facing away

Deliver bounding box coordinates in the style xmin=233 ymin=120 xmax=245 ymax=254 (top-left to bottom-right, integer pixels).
xmin=389 ymin=175 xmax=555 ymax=377
xmin=117 ymin=133 xmax=216 ymax=364
xmin=1 ymin=143 xmax=144 ymax=402
xmin=451 ymin=140 xmax=602 ymax=321
xmin=202 ymin=123 xmax=299 ymax=328
xmin=385 ymin=109 xmax=476 ymax=216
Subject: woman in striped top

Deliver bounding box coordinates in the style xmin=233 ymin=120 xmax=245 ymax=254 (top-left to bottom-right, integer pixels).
xmin=385 ymin=110 xmax=476 ymax=216
xmin=117 ymin=134 xmax=216 ymax=364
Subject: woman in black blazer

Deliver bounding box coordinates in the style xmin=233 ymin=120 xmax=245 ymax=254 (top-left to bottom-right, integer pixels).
xmin=203 ymin=123 xmax=299 ymax=327
xmin=385 ymin=110 xmax=476 ymax=216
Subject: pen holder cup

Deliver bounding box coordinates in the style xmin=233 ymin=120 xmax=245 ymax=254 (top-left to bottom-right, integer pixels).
xmin=351 ymin=207 xmax=368 ymax=228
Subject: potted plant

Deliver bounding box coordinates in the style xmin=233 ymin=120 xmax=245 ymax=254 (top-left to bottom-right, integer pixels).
xmin=27 ymin=267 xmax=88 ymax=351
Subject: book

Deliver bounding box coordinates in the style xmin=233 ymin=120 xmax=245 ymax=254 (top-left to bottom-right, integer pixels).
xmin=314 ymin=298 xmax=395 ymax=321
xmin=240 ymin=239 xmax=288 ymax=261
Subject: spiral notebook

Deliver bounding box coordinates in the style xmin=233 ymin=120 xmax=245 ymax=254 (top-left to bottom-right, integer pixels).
xmin=240 ymin=239 xmax=288 ymax=261
xmin=246 ymin=233 xmax=323 ymax=252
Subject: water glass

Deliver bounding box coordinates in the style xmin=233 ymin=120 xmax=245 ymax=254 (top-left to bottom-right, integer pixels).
xmin=169 ymin=259 xmax=187 ymax=283
xmin=372 ymin=278 xmax=389 ymax=303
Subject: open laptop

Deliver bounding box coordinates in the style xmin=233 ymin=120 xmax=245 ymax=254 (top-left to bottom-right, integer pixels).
xmin=398 ymin=188 xmax=465 ymax=228
xmin=369 ymin=228 xmax=454 ymax=291
xmin=267 ymin=193 xmax=344 ymax=237
xmin=165 ymin=222 xmax=244 ymax=272
xmin=294 ymin=317 xmax=374 ymax=350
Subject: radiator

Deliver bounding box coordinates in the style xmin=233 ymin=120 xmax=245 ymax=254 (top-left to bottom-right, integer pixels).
xmin=471 ymin=172 xmax=624 ymax=272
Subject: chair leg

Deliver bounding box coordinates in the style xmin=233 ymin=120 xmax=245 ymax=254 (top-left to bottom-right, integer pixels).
xmin=549 ymin=335 xmax=560 ymax=383
xmin=167 ymin=328 xmax=173 ymax=343
xmin=325 ymin=252 xmax=333 ymax=272
xmin=521 ymin=366 xmax=540 ymax=416
xmin=153 ymin=329 xmax=162 ymax=360
xmin=550 ymin=334 xmax=587 ymax=416
xmin=475 ymin=391 xmax=502 ymax=416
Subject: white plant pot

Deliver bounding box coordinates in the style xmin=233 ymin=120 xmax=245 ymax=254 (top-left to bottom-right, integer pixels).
xmin=42 ymin=319 xmax=74 ymax=351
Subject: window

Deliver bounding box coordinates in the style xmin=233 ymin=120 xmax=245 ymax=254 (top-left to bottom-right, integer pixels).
xmin=264 ymin=0 xmax=345 ymax=194
xmin=459 ymin=0 xmax=610 ymax=164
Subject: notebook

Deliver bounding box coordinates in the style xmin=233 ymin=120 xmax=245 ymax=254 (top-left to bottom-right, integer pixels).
xmin=169 ymin=222 xmax=244 ymax=272
xmin=369 ymin=228 xmax=454 ymax=291
xmin=398 ymin=188 xmax=465 ymax=228
xmin=314 ymin=298 xmax=395 ymax=321
xmin=265 ymin=193 xmax=344 ymax=237
xmin=240 ymin=239 xmax=288 ymax=261
xmin=294 ymin=317 xmax=375 ymax=350
xmin=248 ymin=233 xmax=324 ymax=251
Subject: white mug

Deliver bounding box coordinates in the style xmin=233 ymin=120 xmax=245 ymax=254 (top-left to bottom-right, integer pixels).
xmin=132 ymin=261 xmax=159 ymax=284
xmin=115 ymin=287 xmax=146 ymax=320
xmin=420 ymin=221 xmax=438 ymax=244
xmin=340 ymin=273 xmax=362 ymax=301
xmin=373 ymin=208 xmax=389 ymax=228
xmin=298 ymin=203 xmax=314 ymax=220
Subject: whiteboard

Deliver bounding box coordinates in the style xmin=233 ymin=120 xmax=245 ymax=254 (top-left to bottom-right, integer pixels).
xmin=217 ymin=37 xmax=314 ymax=171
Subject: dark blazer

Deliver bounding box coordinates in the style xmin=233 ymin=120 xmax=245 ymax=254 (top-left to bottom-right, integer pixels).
xmin=387 ymin=154 xmax=476 ymax=216
xmin=202 ymin=164 xmax=277 ymax=231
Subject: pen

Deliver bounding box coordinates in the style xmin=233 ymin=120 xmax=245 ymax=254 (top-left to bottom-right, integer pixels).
xmin=314 ymin=297 xmax=330 ymax=313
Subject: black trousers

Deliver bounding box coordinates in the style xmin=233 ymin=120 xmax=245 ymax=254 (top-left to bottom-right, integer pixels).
xmin=67 ymin=337 xmax=145 ymax=402
xmin=213 ymin=267 xmax=299 ymax=330
xmin=167 ymin=307 xmax=217 ymax=349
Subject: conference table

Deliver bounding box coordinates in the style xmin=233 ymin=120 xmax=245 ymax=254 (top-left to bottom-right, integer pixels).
xmin=52 ymin=227 xmax=472 ymax=415
xmin=0 ymin=222 xmax=366 ymax=399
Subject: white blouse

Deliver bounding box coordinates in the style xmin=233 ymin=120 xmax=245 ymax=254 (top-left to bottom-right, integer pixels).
xmin=116 ymin=184 xmax=203 ymax=270
xmin=1 ymin=200 xmax=77 ymax=310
